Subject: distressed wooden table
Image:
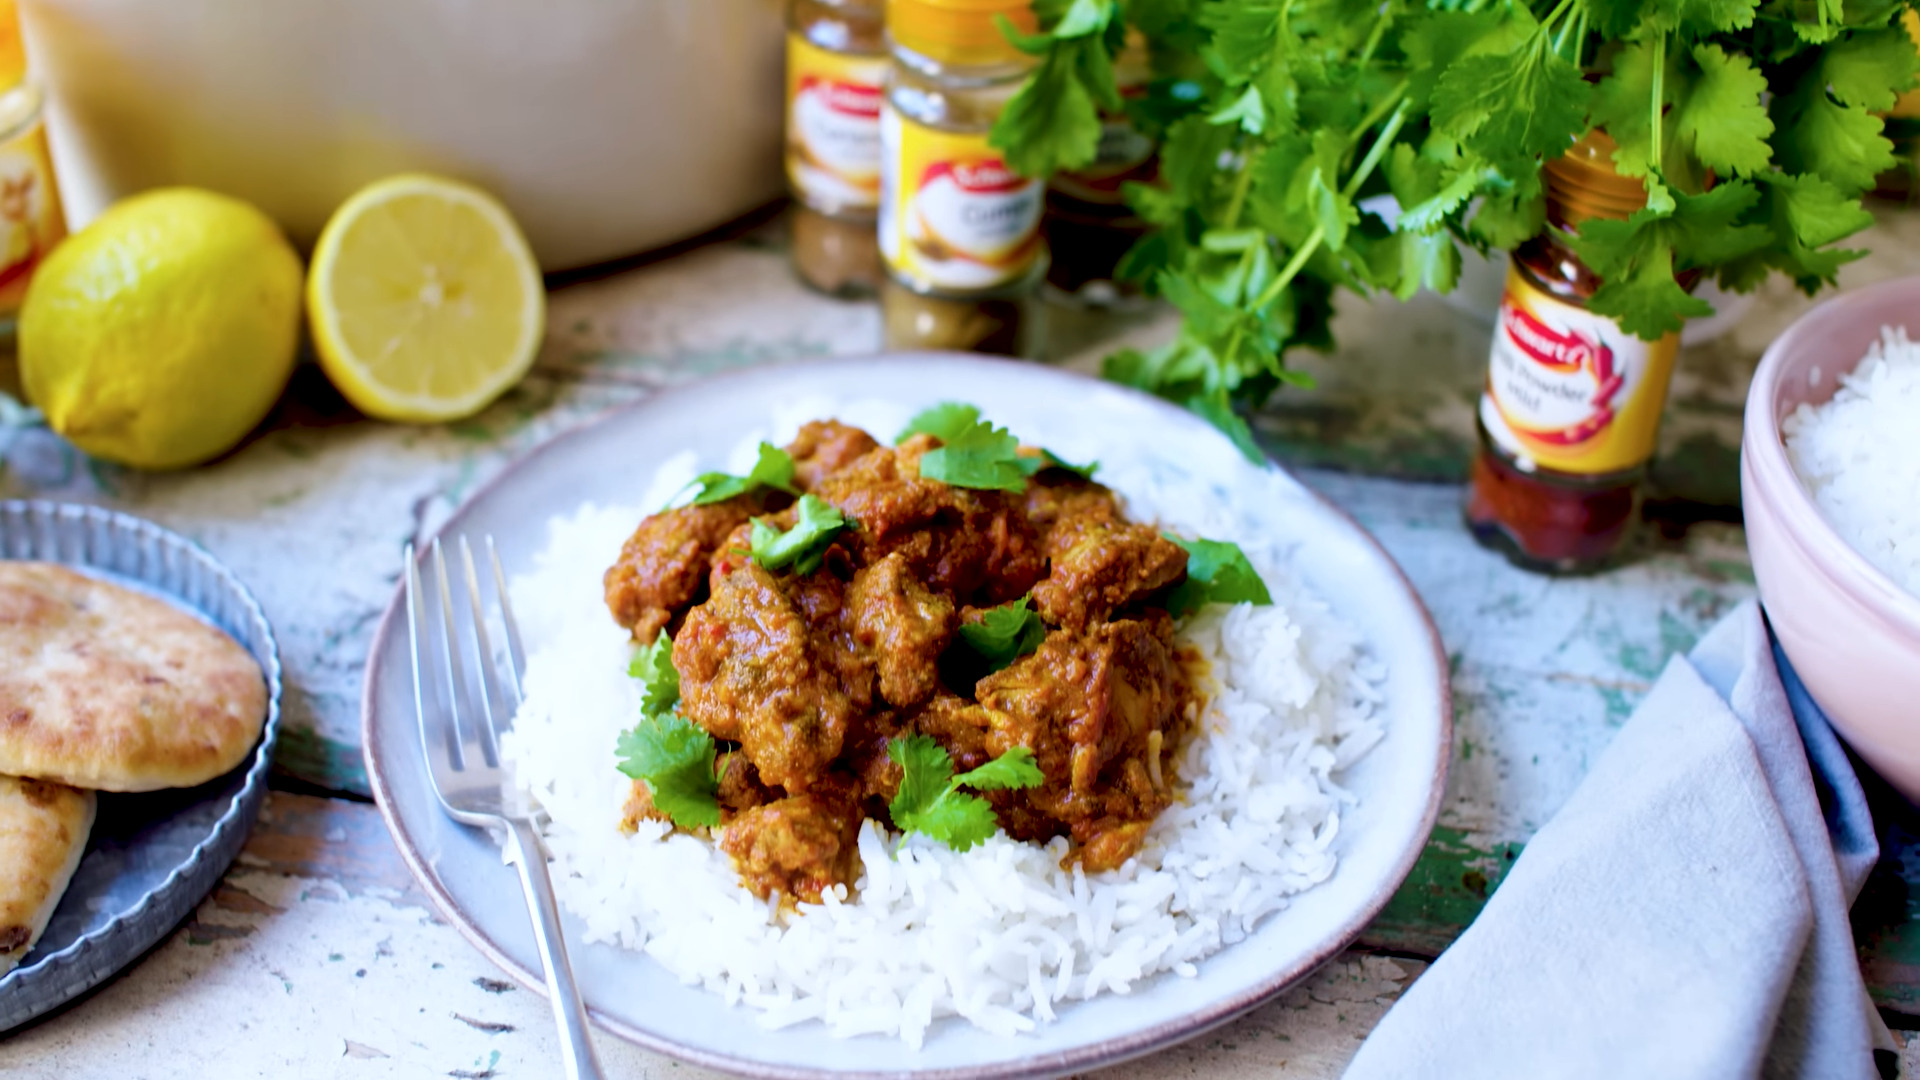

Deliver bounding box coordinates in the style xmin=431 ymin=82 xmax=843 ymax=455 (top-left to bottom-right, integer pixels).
xmin=5 ymin=205 xmax=1920 ymax=1078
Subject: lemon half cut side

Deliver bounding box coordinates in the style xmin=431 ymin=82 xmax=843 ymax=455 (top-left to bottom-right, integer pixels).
xmin=308 ymin=174 xmax=545 ymax=423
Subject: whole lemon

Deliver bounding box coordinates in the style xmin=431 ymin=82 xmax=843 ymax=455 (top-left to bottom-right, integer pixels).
xmin=20 ymin=188 xmax=304 ymax=470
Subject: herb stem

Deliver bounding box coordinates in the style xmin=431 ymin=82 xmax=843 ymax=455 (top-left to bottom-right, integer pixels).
xmin=1538 ymin=0 xmax=1578 ymax=35
xmin=1252 ymin=100 xmax=1410 ymax=313
xmin=1223 ymin=149 xmax=1257 ymax=228
xmin=1650 ymin=31 xmax=1666 ymax=173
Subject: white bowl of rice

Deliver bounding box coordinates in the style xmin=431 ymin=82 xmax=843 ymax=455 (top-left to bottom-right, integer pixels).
xmin=1743 ymin=275 xmax=1920 ymax=800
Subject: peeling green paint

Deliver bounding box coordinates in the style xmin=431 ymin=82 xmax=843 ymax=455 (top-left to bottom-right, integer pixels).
xmin=272 ymin=725 xmax=369 ymax=798
xmin=1362 ymin=825 xmax=1525 ymax=956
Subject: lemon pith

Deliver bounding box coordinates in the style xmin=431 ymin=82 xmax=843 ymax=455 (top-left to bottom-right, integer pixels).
xmin=308 ymin=173 xmax=545 ymax=424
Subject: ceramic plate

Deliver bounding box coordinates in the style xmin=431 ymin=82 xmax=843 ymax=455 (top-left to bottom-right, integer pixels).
xmin=0 ymin=501 xmax=282 ymax=1032
xmin=362 ymin=354 xmax=1449 ymax=1079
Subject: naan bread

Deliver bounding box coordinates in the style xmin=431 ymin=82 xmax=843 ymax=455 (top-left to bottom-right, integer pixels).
xmin=0 ymin=562 xmax=267 ymax=792
xmin=0 ymin=776 xmax=94 ymax=974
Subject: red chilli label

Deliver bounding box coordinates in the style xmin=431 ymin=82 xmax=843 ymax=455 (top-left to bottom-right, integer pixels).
xmin=798 ymin=76 xmax=882 ymax=118
xmin=1497 ymin=299 xmax=1624 ymax=446
xmin=919 ymin=160 xmax=1026 ymax=194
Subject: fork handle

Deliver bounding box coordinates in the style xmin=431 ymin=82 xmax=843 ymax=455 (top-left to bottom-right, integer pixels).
xmin=504 ymin=819 xmax=606 ymax=1080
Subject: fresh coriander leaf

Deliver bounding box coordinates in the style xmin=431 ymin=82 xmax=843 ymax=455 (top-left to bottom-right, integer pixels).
xmin=1395 ymin=228 xmax=1462 ymax=301
xmin=750 ymin=494 xmax=848 ymax=575
xmin=678 ymin=443 xmax=799 ymax=507
xmin=1209 ymin=85 xmax=1268 ymax=135
xmin=953 ymin=747 xmax=1043 ymax=791
xmin=958 ymin=597 xmax=1047 ymax=670
xmin=614 ymin=712 xmax=720 ymax=829
xmin=1822 ymin=26 xmax=1920 ymax=112
xmin=1164 ymin=534 xmax=1273 ymax=616
xmin=1673 ymin=44 xmax=1774 ymax=178
xmin=906 ymin=791 xmax=1000 ymax=852
xmin=1773 ymin=62 xmax=1899 ymax=192
xmin=887 ymin=733 xmax=954 ymax=823
xmin=917 ymin=420 xmax=1029 ymax=492
xmin=626 ymin=633 xmax=681 ymax=716
xmin=1432 ymin=31 xmax=1589 ymax=162
xmin=885 ymin=736 xmax=1042 ymax=852
xmin=1039 ymin=449 xmax=1098 ymax=479
xmin=1572 ymin=180 xmax=1771 ymax=338
xmin=896 ymin=402 xmax=982 ymax=444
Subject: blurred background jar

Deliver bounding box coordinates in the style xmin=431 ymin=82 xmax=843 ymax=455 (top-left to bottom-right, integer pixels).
xmin=0 ymin=0 xmax=64 ymax=345
xmin=1043 ymin=29 xmax=1154 ymax=306
xmin=20 ymin=0 xmax=784 ymax=270
xmin=786 ymin=0 xmax=886 ymax=297
xmin=878 ymin=0 xmax=1045 ymax=358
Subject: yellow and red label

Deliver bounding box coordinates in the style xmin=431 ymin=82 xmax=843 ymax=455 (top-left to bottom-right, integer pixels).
xmin=879 ymin=105 xmax=1043 ymax=291
xmin=0 ymin=118 xmax=62 ymax=316
xmin=1479 ymin=267 xmax=1678 ymax=475
xmin=785 ymin=35 xmax=887 ymax=214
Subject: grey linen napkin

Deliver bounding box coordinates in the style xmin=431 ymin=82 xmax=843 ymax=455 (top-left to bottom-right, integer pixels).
xmin=1343 ymin=600 xmax=1893 ymax=1080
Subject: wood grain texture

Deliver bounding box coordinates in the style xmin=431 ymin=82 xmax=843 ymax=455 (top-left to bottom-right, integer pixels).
xmin=8 ymin=204 xmax=1920 ymax=1069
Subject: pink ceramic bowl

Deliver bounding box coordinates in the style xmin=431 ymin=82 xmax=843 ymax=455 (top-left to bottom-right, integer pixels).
xmin=1743 ymin=275 xmax=1920 ymax=800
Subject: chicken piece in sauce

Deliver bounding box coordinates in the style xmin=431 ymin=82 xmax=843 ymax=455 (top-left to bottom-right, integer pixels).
xmin=605 ymin=419 xmax=1203 ymax=901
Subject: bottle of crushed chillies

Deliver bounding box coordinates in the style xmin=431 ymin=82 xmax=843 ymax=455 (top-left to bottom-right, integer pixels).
xmin=786 ymin=0 xmax=887 ymax=297
xmin=1464 ymin=131 xmax=1682 ymax=573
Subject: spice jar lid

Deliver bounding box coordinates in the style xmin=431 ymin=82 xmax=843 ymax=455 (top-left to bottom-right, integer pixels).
xmin=887 ymin=0 xmax=1038 ymax=68
xmin=0 ymin=0 xmax=25 ymax=91
xmin=1544 ymin=130 xmax=1648 ymax=226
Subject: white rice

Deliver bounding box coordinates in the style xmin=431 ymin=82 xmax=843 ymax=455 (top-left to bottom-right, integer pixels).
xmin=1784 ymin=325 xmax=1920 ymax=599
xmin=497 ymin=415 xmax=1386 ymax=1048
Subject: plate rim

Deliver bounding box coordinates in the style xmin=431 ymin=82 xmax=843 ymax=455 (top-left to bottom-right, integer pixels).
xmin=361 ymin=352 xmax=1452 ymax=1079
xmin=0 ymin=499 xmax=285 ymax=1031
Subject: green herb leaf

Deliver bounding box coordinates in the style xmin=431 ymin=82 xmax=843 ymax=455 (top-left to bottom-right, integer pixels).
xmin=917 ymin=420 xmax=1029 ymax=492
xmin=614 ymin=710 xmax=720 ymax=829
xmin=953 ymin=746 xmax=1044 ymax=791
xmin=886 ymin=735 xmax=1042 ymax=852
xmin=896 ymin=402 xmax=983 ymax=444
xmin=1571 ymin=180 xmax=1772 ymax=338
xmin=679 ymin=442 xmax=799 ymax=507
xmin=626 ymin=633 xmax=681 ymax=716
xmin=958 ymin=597 xmax=1048 ymax=671
xmin=1164 ymin=534 xmax=1273 ymax=616
xmin=888 ymin=733 xmax=955 ymax=822
xmin=750 ymin=494 xmax=848 ymax=575
xmin=1432 ymin=29 xmax=1589 ymax=163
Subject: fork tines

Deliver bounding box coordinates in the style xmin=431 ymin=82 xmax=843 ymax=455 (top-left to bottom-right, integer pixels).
xmin=404 ymin=535 xmax=526 ymax=779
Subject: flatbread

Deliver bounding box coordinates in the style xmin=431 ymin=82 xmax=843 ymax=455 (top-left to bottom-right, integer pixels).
xmin=0 ymin=562 xmax=267 ymax=792
xmin=0 ymin=775 xmax=94 ymax=974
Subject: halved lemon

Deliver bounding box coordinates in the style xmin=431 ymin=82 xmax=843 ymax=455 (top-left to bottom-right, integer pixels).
xmin=308 ymin=174 xmax=545 ymax=423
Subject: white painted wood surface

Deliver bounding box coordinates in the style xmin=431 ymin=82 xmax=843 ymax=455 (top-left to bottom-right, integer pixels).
xmin=2 ymin=210 xmax=1916 ymax=1076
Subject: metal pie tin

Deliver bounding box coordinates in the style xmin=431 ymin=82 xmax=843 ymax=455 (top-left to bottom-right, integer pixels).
xmin=0 ymin=500 xmax=282 ymax=1032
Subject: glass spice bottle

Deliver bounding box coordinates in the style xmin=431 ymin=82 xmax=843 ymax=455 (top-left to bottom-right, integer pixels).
xmin=786 ymin=0 xmax=888 ymax=297
xmin=0 ymin=0 xmax=66 ymax=345
xmin=1464 ymin=131 xmax=1682 ymax=573
xmin=1043 ymin=30 xmax=1155 ymax=304
xmin=878 ymin=0 xmax=1046 ymax=357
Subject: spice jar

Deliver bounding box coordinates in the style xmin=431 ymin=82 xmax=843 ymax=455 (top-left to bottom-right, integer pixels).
xmin=1044 ymin=31 xmax=1155 ymax=304
xmin=878 ymin=0 xmax=1045 ymax=356
xmin=0 ymin=0 xmax=65 ymax=344
xmin=786 ymin=0 xmax=887 ymax=297
xmin=1464 ymin=131 xmax=1681 ymax=573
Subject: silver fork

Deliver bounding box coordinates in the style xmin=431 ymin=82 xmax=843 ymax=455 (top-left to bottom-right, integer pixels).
xmin=406 ymin=536 xmax=604 ymax=1080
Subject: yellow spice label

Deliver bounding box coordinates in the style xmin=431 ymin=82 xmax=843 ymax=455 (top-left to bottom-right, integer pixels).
xmin=0 ymin=118 xmax=64 ymax=314
xmin=786 ymin=36 xmax=887 ymax=213
xmin=879 ymin=104 xmax=1043 ymax=291
xmin=1479 ymin=266 xmax=1678 ymax=475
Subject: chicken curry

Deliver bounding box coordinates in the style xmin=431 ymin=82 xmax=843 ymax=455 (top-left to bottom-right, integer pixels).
xmin=604 ymin=414 xmax=1208 ymax=903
